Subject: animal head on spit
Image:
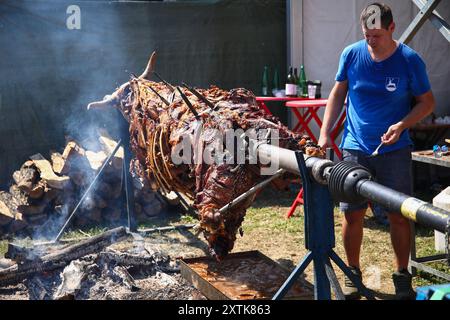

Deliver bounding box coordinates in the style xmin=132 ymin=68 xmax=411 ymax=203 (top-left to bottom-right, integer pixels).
xmin=86 ymin=51 xmax=157 ymax=114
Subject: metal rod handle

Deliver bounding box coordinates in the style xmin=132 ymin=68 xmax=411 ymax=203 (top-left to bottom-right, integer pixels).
xmin=53 ymin=139 xmax=123 ymax=242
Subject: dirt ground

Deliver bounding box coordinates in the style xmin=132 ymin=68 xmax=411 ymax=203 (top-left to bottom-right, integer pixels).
xmin=0 ymin=187 xmax=446 ymax=300
xmin=232 ymin=188 xmax=448 ymax=299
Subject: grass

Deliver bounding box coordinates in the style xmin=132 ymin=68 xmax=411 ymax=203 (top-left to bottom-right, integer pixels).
xmin=0 ymin=186 xmax=447 ymax=299
xmin=61 ymin=226 xmax=109 ymax=240
xmin=234 ymin=187 xmax=449 ymax=297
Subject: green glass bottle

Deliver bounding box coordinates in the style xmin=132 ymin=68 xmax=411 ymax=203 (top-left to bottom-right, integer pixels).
xmin=294 ymin=68 xmax=300 ymax=97
xmin=262 ymin=66 xmax=269 ymax=96
xmin=300 ymin=65 xmax=308 ymax=98
xmin=285 ymin=67 xmax=297 ymax=97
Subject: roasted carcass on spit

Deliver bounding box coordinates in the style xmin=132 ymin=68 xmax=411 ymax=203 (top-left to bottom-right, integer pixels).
xmin=87 ymin=52 xmax=324 ymax=260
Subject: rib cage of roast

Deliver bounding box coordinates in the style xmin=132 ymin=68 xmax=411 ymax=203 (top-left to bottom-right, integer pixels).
xmin=87 ymin=52 xmax=324 ymax=260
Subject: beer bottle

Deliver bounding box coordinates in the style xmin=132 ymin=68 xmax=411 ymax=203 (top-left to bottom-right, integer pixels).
xmin=261 ymin=66 xmax=269 ymax=96
xmin=285 ymin=67 xmax=297 ymax=97
xmin=300 ymin=65 xmax=308 ymax=98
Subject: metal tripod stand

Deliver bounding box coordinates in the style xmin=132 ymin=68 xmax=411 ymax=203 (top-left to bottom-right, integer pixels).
xmin=273 ymin=151 xmax=374 ymax=300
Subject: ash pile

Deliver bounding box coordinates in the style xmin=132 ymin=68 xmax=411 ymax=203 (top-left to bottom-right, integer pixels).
xmin=0 ymin=227 xmax=207 ymax=300
xmin=0 ymin=128 xmax=169 ymax=239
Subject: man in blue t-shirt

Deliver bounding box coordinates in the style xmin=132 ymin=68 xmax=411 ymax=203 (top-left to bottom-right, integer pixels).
xmin=318 ymin=2 xmax=435 ymax=300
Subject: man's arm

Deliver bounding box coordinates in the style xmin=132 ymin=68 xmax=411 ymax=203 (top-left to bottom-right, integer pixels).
xmin=318 ymin=80 xmax=348 ymax=148
xmin=382 ymin=90 xmax=435 ymax=145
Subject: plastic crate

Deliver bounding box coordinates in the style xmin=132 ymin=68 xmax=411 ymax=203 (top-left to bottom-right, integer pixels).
xmin=416 ymin=284 xmax=450 ymax=300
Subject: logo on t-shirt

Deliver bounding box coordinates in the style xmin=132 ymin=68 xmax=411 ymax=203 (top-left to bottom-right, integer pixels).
xmin=385 ymin=77 xmax=400 ymax=92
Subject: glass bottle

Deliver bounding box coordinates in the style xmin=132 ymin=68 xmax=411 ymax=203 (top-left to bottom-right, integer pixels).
xmin=299 ymin=65 xmax=308 ymax=98
xmin=285 ymin=67 xmax=297 ymax=97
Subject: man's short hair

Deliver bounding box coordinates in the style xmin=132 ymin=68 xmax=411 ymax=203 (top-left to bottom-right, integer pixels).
xmin=360 ymin=2 xmax=393 ymax=30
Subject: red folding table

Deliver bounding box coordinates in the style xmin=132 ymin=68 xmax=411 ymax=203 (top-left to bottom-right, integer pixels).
xmin=256 ymin=96 xmax=312 ymax=116
xmin=256 ymin=97 xmax=346 ymax=218
xmin=285 ymin=99 xmax=346 ymax=159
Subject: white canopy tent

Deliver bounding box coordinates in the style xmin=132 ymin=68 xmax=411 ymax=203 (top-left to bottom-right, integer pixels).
xmin=287 ymin=0 xmax=450 ymax=133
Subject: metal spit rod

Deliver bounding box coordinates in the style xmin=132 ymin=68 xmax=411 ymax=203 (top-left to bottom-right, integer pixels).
xmin=218 ymin=168 xmax=285 ymax=214
xmin=256 ymin=143 xmax=450 ymax=234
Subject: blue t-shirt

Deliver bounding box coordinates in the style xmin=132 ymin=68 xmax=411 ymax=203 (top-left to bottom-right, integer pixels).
xmin=336 ymin=40 xmax=431 ymax=154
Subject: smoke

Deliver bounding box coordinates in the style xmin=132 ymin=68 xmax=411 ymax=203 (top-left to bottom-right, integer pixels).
xmin=0 ymin=1 xmax=137 ymax=240
xmin=33 ymin=203 xmax=71 ymax=240
xmin=0 ymin=0 xmax=139 ymax=188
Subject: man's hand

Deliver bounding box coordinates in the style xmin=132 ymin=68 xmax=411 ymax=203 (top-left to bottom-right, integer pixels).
xmin=318 ymin=133 xmax=331 ymax=149
xmin=382 ymin=122 xmax=405 ymax=145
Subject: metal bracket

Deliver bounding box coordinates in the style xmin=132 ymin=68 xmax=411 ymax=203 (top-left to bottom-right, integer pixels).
xmin=399 ymin=0 xmax=443 ymax=44
xmin=412 ymin=0 xmax=450 ymax=43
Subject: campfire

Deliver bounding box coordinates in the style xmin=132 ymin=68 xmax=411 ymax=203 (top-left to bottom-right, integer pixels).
xmin=0 ymin=51 xmax=323 ymax=300
xmin=0 ymin=227 xmax=207 ymax=300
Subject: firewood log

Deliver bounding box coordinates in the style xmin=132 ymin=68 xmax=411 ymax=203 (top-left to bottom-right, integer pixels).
xmin=50 ymin=151 xmax=69 ymax=175
xmin=110 ymin=182 xmax=123 ymax=199
xmin=28 ymin=183 xmax=45 ymax=200
xmin=9 ymin=185 xmax=30 ymax=207
xmin=139 ymin=190 xmax=156 ymax=205
xmin=81 ymin=195 xmax=96 ymax=211
xmin=8 ymin=212 xmax=28 ymax=233
xmin=98 ymin=129 xmax=124 ymax=170
xmin=30 ymin=154 xmax=70 ymax=190
xmin=85 ymin=150 xmax=108 ymax=172
xmin=94 ymin=181 xmax=113 ymax=199
xmin=0 ymin=227 xmax=129 ymax=287
xmin=74 ymin=215 xmax=90 ymax=227
xmin=93 ymin=194 xmax=108 ymax=209
xmin=102 ymin=207 xmax=122 ymax=222
xmin=12 ymin=165 xmax=38 ymax=193
xmin=62 ymin=141 xmax=85 ymax=160
xmin=0 ymin=192 xmax=26 ymax=230
xmin=87 ymin=208 xmax=102 ymax=224
xmin=17 ymin=202 xmax=48 ymax=216
xmin=0 ymin=198 xmax=15 ymax=226
xmin=26 ymin=213 xmax=48 ymax=225
xmin=69 ymin=170 xmax=87 ymax=187
xmin=143 ymin=199 xmax=163 ymax=217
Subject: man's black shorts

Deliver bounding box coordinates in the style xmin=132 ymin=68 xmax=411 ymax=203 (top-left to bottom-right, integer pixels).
xmin=339 ymin=146 xmax=413 ymax=213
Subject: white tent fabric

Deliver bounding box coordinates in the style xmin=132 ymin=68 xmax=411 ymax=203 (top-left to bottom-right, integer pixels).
xmin=289 ymin=0 xmax=450 ymax=132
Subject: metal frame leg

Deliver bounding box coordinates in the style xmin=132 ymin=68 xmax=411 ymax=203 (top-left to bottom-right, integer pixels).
xmin=275 ymin=151 xmax=372 ymax=300
xmin=123 ymin=157 xmax=137 ymax=232
xmin=53 ymin=140 xmax=123 ymax=242
xmin=324 ymin=257 xmax=345 ymax=300
xmin=272 ymin=251 xmax=313 ymax=300
xmin=313 ymin=252 xmax=331 ymax=300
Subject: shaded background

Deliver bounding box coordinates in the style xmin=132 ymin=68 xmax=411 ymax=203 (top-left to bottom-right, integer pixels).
xmin=0 ymin=0 xmax=287 ymax=187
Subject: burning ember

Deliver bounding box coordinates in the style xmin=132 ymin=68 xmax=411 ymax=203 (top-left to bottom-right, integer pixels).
xmin=0 ymin=227 xmax=207 ymax=300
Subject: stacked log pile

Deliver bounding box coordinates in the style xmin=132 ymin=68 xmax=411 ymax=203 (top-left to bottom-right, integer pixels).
xmin=0 ymin=130 xmax=166 ymax=238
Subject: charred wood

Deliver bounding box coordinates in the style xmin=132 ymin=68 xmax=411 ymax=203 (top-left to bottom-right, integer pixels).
xmin=0 ymin=227 xmax=129 ymax=287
